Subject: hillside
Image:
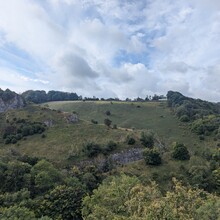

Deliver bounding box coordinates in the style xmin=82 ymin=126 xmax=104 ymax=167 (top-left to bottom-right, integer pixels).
xmin=0 ymin=93 xmax=219 ymax=219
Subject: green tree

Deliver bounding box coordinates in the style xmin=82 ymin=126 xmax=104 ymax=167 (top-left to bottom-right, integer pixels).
xmin=0 ymin=205 xmax=36 ymax=220
xmin=31 ymin=160 xmax=61 ymax=194
xmin=172 ymin=142 xmax=190 ymax=160
xmin=4 ymin=161 xmax=31 ymax=192
xmin=104 ymin=118 xmax=112 ymax=127
xmin=140 ymin=131 xmax=154 ymax=148
xmin=38 ymin=185 xmax=85 ymax=220
xmin=82 ymin=174 xmax=140 ymax=219
xmin=143 ymin=148 xmax=162 ymax=165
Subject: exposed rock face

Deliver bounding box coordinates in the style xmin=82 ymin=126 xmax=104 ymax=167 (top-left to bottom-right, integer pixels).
xmin=110 ymin=148 xmax=143 ymax=165
xmin=77 ymin=147 xmax=144 ymax=169
xmin=0 ymin=89 xmax=25 ymax=113
xmin=66 ymin=113 xmax=79 ymax=123
xmin=44 ymin=119 xmax=54 ymax=127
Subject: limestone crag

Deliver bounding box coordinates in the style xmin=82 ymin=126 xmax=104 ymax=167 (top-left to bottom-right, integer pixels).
xmin=0 ymin=89 xmax=25 ymax=113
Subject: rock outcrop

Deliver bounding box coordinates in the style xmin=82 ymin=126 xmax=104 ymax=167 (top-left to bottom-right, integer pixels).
xmin=0 ymin=89 xmax=25 ymax=113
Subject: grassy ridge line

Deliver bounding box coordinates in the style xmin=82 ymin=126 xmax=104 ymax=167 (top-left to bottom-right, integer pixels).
xmin=45 ymin=100 xmax=206 ymax=147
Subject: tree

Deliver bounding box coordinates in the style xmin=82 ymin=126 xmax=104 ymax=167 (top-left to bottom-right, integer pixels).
xmin=82 ymin=175 xmax=220 ymax=220
xmin=143 ymin=148 xmax=162 ymax=165
xmin=140 ymin=132 xmax=154 ymax=148
xmin=0 ymin=206 xmax=35 ymax=220
xmin=4 ymin=161 xmax=31 ymax=192
xmin=82 ymin=174 xmax=140 ymax=219
xmin=104 ymin=118 xmax=112 ymax=127
xmin=172 ymin=143 xmax=190 ymax=160
xmin=31 ymin=160 xmax=61 ymax=194
xmin=83 ymin=142 xmax=102 ymax=157
xmin=105 ymin=110 xmax=111 ymax=116
xmin=38 ymin=185 xmax=85 ymax=220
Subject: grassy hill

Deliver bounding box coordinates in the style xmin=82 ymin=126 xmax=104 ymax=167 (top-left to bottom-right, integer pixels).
xmin=0 ymin=98 xmax=219 ymax=219
xmin=45 ymin=100 xmax=216 ymax=150
xmin=0 ymin=101 xmax=218 ymax=179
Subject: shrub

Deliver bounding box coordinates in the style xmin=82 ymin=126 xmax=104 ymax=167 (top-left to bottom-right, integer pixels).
xmin=180 ymin=115 xmax=190 ymax=122
xmin=103 ymin=141 xmax=117 ymax=154
xmin=104 ymin=118 xmax=112 ymax=127
xmin=105 ymin=110 xmax=111 ymax=116
xmin=83 ymin=142 xmax=102 ymax=157
xmin=127 ymin=136 xmax=136 ymax=145
xmin=172 ymin=143 xmax=190 ymax=160
xmin=143 ymin=148 xmax=162 ymax=165
xmin=140 ymin=132 xmax=154 ymax=148
xmin=91 ymin=119 xmax=98 ymax=124
xmin=199 ymin=135 xmax=205 ymax=141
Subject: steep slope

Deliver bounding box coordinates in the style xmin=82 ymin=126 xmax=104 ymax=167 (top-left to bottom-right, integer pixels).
xmin=0 ymin=89 xmax=25 ymax=113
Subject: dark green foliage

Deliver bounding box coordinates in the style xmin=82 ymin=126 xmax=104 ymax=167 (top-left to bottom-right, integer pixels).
xmin=180 ymin=115 xmax=190 ymax=122
xmin=2 ymin=161 xmax=32 ymax=192
xmin=22 ymin=90 xmax=79 ymax=103
xmin=140 ymin=132 xmax=154 ymax=148
xmin=2 ymin=121 xmax=46 ymax=144
xmin=167 ymin=91 xmax=220 ymax=136
xmin=199 ymin=135 xmax=205 ymax=141
xmin=113 ymin=124 xmax=117 ymax=129
xmin=104 ymin=118 xmax=112 ymax=127
xmin=38 ymin=185 xmax=85 ymax=220
xmin=91 ymin=119 xmax=98 ymax=124
xmin=0 ymin=205 xmax=37 ymax=220
xmin=18 ymin=155 xmax=39 ymax=166
xmin=143 ymin=148 xmax=162 ymax=165
xmin=191 ymin=116 xmax=220 ymax=135
xmin=83 ymin=142 xmax=102 ymax=157
xmin=31 ymin=160 xmax=62 ymax=194
xmin=172 ymin=143 xmax=190 ymax=160
xmin=105 ymin=110 xmax=111 ymax=116
xmin=126 ymin=136 xmax=136 ymax=145
xmin=103 ymin=141 xmax=117 ymax=154
xmin=81 ymin=173 xmax=98 ymax=191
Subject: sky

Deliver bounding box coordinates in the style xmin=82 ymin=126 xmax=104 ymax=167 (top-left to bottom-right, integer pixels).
xmin=0 ymin=0 xmax=220 ymax=101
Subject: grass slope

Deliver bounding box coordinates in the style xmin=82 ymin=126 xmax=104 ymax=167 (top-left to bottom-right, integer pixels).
xmin=0 ymin=105 xmax=140 ymax=167
xmin=46 ymin=100 xmax=216 ymax=151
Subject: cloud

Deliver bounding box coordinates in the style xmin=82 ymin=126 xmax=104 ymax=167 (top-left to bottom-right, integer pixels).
xmin=0 ymin=0 xmax=220 ymax=101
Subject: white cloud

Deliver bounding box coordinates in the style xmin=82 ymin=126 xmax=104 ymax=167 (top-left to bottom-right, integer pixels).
xmin=0 ymin=0 xmax=220 ymax=101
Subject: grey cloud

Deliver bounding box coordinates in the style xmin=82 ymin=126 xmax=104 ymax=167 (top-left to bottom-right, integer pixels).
xmin=57 ymin=53 xmax=99 ymax=79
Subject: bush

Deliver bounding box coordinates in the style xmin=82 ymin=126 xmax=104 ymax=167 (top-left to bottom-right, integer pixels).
xmin=104 ymin=118 xmax=112 ymax=127
xmin=103 ymin=141 xmax=117 ymax=154
xmin=140 ymin=132 xmax=154 ymax=148
xmin=105 ymin=110 xmax=111 ymax=116
xmin=83 ymin=142 xmax=102 ymax=157
xmin=91 ymin=119 xmax=98 ymax=124
xmin=180 ymin=115 xmax=190 ymax=122
xmin=127 ymin=136 xmax=136 ymax=145
xmin=143 ymin=148 xmax=162 ymax=165
xmin=199 ymin=135 xmax=205 ymax=141
xmin=172 ymin=143 xmax=190 ymax=160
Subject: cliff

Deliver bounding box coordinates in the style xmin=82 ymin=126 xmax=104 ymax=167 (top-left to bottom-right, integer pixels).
xmin=0 ymin=89 xmax=25 ymax=113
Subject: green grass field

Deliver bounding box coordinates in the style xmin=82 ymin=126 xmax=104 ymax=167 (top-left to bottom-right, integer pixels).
xmin=45 ymin=100 xmax=214 ymax=150
xmin=0 ymin=101 xmax=218 ymax=174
